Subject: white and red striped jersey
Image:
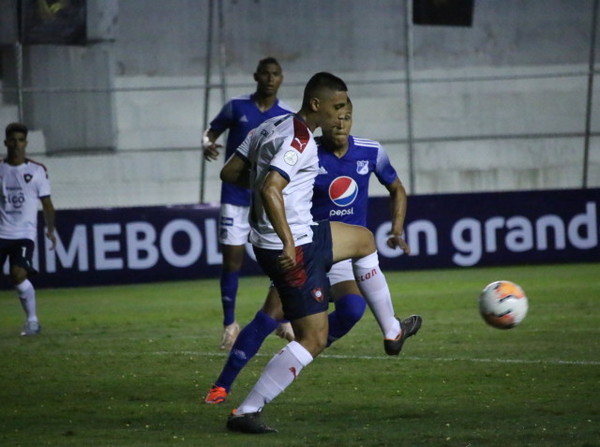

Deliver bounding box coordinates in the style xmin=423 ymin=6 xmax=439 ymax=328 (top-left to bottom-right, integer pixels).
xmin=236 ymin=113 xmax=319 ymax=250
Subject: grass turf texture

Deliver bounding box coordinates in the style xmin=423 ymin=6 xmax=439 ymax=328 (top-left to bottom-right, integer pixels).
xmin=1 ymin=263 xmax=599 ymax=446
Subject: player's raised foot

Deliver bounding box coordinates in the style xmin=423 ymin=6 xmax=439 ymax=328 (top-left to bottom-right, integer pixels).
xmin=220 ymin=321 xmax=240 ymax=351
xmin=204 ymin=385 xmax=228 ymax=404
xmin=226 ymin=409 xmax=277 ymax=434
xmin=383 ymin=315 xmax=422 ymax=356
xmin=274 ymin=321 xmax=295 ymax=341
xmin=20 ymin=321 xmax=41 ymax=336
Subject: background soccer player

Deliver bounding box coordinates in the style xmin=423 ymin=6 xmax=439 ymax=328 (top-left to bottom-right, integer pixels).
xmin=204 ymin=99 xmax=411 ymax=405
xmin=202 ymin=57 xmax=294 ymax=350
xmin=1 ymin=122 xmax=56 ymax=336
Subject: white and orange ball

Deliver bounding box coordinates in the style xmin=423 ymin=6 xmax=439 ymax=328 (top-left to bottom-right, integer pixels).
xmin=479 ymin=280 xmax=529 ymax=329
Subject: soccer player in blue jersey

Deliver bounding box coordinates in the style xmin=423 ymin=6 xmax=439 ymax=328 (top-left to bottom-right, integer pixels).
xmin=205 ymin=99 xmax=411 ymax=405
xmin=313 ymin=99 xmax=411 ymax=344
xmin=202 ymin=57 xmax=294 ymax=350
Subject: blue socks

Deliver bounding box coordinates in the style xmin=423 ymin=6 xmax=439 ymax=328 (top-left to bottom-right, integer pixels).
xmin=214 ymin=294 xmax=366 ymax=392
xmin=215 ymin=310 xmax=279 ymax=391
xmin=327 ymin=294 xmax=366 ymax=346
xmin=220 ymin=271 xmax=240 ymax=326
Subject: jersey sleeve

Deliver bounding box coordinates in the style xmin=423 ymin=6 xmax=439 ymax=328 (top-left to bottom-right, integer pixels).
xmin=374 ymin=144 xmax=399 ymax=186
xmin=37 ymin=165 xmax=51 ymax=198
xmin=234 ymin=128 xmax=255 ymax=162
xmin=268 ymin=136 xmax=303 ymax=182
xmin=209 ymin=100 xmax=234 ymax=133
xmin=268 ymin=118 xmax=313 ymax=183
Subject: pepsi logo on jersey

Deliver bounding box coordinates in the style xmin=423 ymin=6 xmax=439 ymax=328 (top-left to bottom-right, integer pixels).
xmin=328 ymin=176 xmax=358 ymax=207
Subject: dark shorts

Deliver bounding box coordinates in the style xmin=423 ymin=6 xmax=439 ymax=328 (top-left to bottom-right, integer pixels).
xmin=0 ymin=238 xmax=37 ymax=275
xmin=254 ymin=221 xmax=333 ymax=320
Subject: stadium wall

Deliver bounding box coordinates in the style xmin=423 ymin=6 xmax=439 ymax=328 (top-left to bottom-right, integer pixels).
xmin=4 ymin=188 xmax=598 ymax=289
xmin=1 ymin=0 xmax=599 ymax=209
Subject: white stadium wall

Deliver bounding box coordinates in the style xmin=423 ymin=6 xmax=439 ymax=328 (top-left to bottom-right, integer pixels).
xmin=0 ymin=0 xmax=599 ymax=209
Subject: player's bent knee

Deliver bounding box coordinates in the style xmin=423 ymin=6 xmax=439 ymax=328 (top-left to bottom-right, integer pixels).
xmin=9 ymin=266 xmax=27 ymax=285
xmin=221 ymin=244 xmax=246 ymax=271
xmin=294 ymin=327 xmax=328 ymax=356
xmin=345 ymin=295 xmax=367 ymax=322
xmin=331 ymin=222 xmax=376 ymax=261
xmin=261 ymin=302 xmax=285 ymax=320
xmin=297 ymin=337 xmax=327 ymax=357
xmin=353 ymin=227 xmax=376 ymax=257
xmin=222 ymin=258 xmax=244 ymax=272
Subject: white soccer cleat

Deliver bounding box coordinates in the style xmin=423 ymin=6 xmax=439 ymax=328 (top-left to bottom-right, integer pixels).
xmin=220 ymin=322 xmax=240 ymax=351
xmin=20 ymin=321 xmax=41 ymax=336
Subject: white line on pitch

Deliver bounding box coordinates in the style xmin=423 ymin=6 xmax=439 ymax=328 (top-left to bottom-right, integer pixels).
xmin=150 ymin=350 xmax=600 ymax=366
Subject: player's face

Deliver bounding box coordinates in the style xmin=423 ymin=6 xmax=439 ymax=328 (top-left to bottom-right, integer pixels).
xmin=322 ymin=108 xmax=352 ymax=149
xmin=4 ymin=131 xmax=27 ymax=158
xmin=254 ymin=63 xmax=283 ymax=97
xmin=317 ymin=90 xmax=349 ymax=131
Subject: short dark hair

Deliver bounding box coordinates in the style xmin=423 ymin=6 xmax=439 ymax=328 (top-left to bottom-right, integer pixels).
xmin=256 ymin=57 xmax=281 ymax=72
xmin=302 ymin=72 xmax=348 ymax=108
xmin=5 ymin=122 xmax=28 ymax=138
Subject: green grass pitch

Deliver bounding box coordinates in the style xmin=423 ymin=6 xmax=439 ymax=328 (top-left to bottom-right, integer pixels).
xmin=1 ymin=263 xmax=599 ymax=446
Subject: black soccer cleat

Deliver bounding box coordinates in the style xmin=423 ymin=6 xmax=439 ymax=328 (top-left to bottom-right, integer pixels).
xmin=383 ymin=315 xmax=422 ymax=356
xmin=226 ymin=410 xmax=277 ymax=434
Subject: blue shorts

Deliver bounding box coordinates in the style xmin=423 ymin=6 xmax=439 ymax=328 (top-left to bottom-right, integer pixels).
xmin=0 ymin=238 xmax=37 ymax=275
xmin=253 ymin=221 xmax=333 ymax=320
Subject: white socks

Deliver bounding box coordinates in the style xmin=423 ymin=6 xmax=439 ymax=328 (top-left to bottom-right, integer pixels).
xmin=352 ymin=252 xmax=400 ymax=340
xmin=16 ymin=279 xmax=38 ymax=322
xmin=237 ymin=341 xmax=313 ymax=414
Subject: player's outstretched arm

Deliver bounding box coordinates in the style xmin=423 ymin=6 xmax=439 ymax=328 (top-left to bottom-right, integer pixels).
xmin=385 ymin=178 xmax=410 ymax=254
xmin=41 ymin=196 xmax=57 ymax=250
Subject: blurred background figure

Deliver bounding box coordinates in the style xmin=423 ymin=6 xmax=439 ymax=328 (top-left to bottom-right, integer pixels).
xmin=202 ymin=57 xmax=294 ymax=350
xmin=1 ymin=122 xmax=56 ymax=336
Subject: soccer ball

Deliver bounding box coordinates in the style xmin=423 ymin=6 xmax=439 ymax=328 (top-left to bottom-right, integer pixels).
xmin=478 ymin=280 xmax=528 ymax=329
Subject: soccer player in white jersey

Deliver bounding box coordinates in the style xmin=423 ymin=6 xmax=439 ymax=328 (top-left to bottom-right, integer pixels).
xmin=1 ymin=123 xmax=56 ymax=336
xmin=204 ymin=99 xmax=412 ymax=406
xmin=202 ymin=57 xmax=295 ymax=351
xmin=220 ymin=72 xmax=422 ymax=434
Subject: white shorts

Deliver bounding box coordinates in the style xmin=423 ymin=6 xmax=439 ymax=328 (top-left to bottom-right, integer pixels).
xmin=327 ymin=259 xmax=354 ymax=286
xmin=218 ymin=203 xmax=251 ymax=245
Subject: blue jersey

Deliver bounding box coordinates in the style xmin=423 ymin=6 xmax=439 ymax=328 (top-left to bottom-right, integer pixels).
xmin=210 ymin=94 xmax=294 ymax=206
xmin=312 ymin=135 xmax=398 ymax=227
